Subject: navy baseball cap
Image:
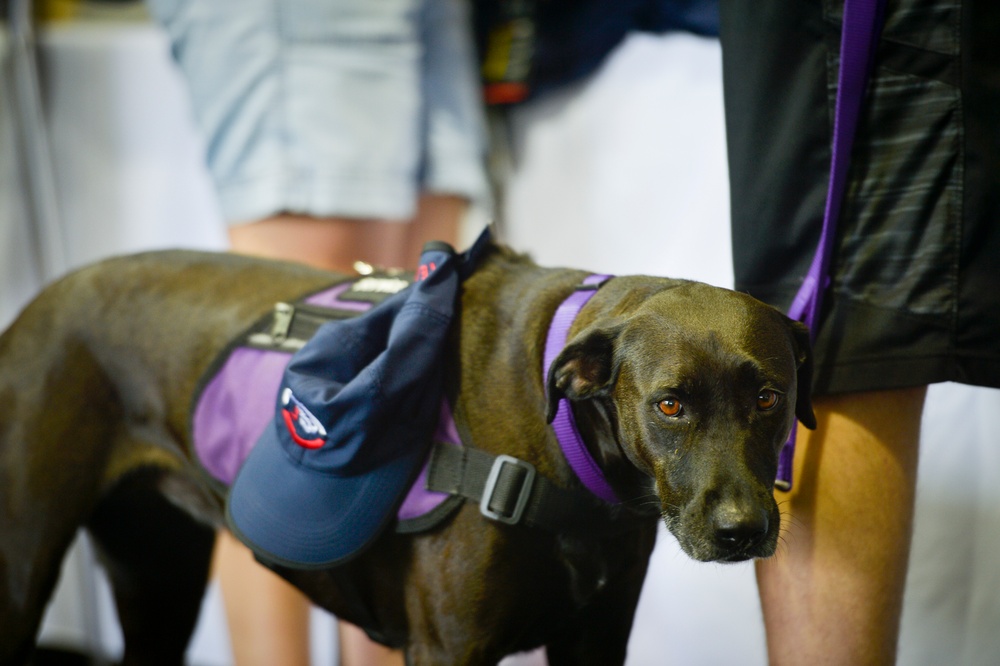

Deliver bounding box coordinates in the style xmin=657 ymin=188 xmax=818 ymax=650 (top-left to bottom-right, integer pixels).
xmin=226 ymin=228 xmax=491 ymax=569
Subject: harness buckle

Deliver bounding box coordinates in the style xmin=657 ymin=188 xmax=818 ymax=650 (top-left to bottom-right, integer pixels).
xmin=480 ymin=455 xmax=536 ymax=525
xmin=270 ymin=302 xmax=295 ymax=343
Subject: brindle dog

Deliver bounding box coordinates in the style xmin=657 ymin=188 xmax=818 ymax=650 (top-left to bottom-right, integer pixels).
xmin=0 ymin=241 xmax=813 ymax=665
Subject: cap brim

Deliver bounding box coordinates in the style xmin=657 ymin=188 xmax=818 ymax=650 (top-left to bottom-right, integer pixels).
xmin=226 ymin=421 xmax=425 ymax=569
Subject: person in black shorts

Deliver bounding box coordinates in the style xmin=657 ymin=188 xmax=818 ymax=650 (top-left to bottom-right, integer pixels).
xmin=720 ymin=1 xmax=999 ymax=663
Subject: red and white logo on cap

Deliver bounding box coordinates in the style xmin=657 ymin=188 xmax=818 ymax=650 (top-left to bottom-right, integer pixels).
xmin=280 ymin=387 xmax=327 ymax=449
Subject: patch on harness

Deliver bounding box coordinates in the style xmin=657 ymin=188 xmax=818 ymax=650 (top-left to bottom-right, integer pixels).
xmin=345 ymin=276 xmax=410 ymax=301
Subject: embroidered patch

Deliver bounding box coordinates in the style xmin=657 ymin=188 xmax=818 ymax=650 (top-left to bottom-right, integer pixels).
xmin=280 ymin=387 xmax=327 ymax=449
xmin=350 ymin=276 xmax=409 ymax=295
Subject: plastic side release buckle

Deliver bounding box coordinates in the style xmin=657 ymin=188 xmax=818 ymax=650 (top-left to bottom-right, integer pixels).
xmin=480 ymin=455 xmax=536 ymax=525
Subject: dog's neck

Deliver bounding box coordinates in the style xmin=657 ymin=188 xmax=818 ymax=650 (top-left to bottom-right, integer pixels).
xmin=571 ymin=394 xmax=658 ymax=512
xmin=453 ymin=245 xmax=658 ymax=514
xmin=549 ymin=271 xmax=667 ymax=513
xmin=542 ymin=273 xmax=621 ymax=503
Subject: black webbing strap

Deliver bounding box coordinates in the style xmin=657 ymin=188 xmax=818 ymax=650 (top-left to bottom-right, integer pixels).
xmin=426 ymin=441 xmax=642 ymax=535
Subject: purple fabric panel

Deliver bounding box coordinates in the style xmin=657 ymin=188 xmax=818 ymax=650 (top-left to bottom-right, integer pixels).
xmin=193 ymin=348 xmax=290 ymax=484
xmin=397 ymin=401 xmax=459 ymax=520
xmin=304 ymin=282 xmax=372 ymax=311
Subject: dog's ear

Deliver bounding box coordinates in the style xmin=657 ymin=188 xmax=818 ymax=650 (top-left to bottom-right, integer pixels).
xmin=546 ymin=326 xmax=621 ymax=423
xmin=788 ymin=319 xmax=817 ymax=430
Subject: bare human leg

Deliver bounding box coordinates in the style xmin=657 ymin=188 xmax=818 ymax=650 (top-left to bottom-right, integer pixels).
xmin=757 ymin=386 xmax=927 ymax=665
xmin=213 ymin=531 xmax=311 ymax=666
xmin=227 ymin=194 xmax=467 ymax=273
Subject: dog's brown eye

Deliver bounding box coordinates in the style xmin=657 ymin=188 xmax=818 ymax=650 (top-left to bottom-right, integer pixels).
xmin=757 ymin=390 xmax=780 ymax=411
xmin=659 ymin=399 xmax=683 ymax=417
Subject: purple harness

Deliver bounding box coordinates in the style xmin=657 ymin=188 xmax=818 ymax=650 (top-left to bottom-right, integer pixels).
xmin=193 ymin=273 xmax=621 ymax=531
xmin=543 ymin=274 xmax=619 ymax=503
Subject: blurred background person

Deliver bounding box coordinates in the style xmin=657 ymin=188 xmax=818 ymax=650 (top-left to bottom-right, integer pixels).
xmin=144 ymin=0 xmax=490 ymax=664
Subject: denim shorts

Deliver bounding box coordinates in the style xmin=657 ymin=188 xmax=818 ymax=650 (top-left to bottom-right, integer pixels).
xmin=147 ymin=0 xmax=490 ymax=223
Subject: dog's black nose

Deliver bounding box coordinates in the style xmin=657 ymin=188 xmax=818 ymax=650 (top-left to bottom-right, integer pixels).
xmin=713 ymin=512 xmax=769 ymax=549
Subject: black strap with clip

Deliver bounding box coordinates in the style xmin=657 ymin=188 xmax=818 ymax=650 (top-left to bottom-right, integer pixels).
xmin=424 ymin=441 xmax=650 ymax=536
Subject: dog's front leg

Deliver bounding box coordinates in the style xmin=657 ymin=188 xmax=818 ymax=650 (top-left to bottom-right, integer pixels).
xmin=401 ymin=512 xmax=520 ymax=666
xmin=543 ymin=531 xmax=655 ymax=666
xmin=543 ymin=583 xmax=644 ymax=666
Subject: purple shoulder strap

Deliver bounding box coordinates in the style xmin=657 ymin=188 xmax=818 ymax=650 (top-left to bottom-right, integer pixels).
xmin=777 ymin=0 xmax=887 ymax=490
xmin=543 ymin=274 xmax=620 ymax=504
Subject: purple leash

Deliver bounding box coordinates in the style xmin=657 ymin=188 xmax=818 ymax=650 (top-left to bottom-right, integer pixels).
xmin=543 ymin=274 xmax=620 ymax=504
xmin=776 ymin=0 xmax=887 ymax=490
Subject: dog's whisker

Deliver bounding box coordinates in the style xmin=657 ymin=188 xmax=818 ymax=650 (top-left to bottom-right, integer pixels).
xmin=772 ymin=534 xmax=793 ymax=559
xmin=776 ymin=507 xmax=806 ymax=532
xmin=621 ymin=492 xmax=671 ymax=514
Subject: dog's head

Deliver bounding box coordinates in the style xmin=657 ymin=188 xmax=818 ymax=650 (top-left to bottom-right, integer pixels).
xmin=546 ymin=280 xmax=815 ymax=562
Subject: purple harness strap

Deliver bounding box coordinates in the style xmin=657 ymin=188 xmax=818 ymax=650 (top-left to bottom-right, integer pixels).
xmin=777 ymin=0 xmax=886 ymax=490
xmin=543 ymin=274 xmax=620 ymax=504
xmin=302 ymin=282 xmax=373 ymax=311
